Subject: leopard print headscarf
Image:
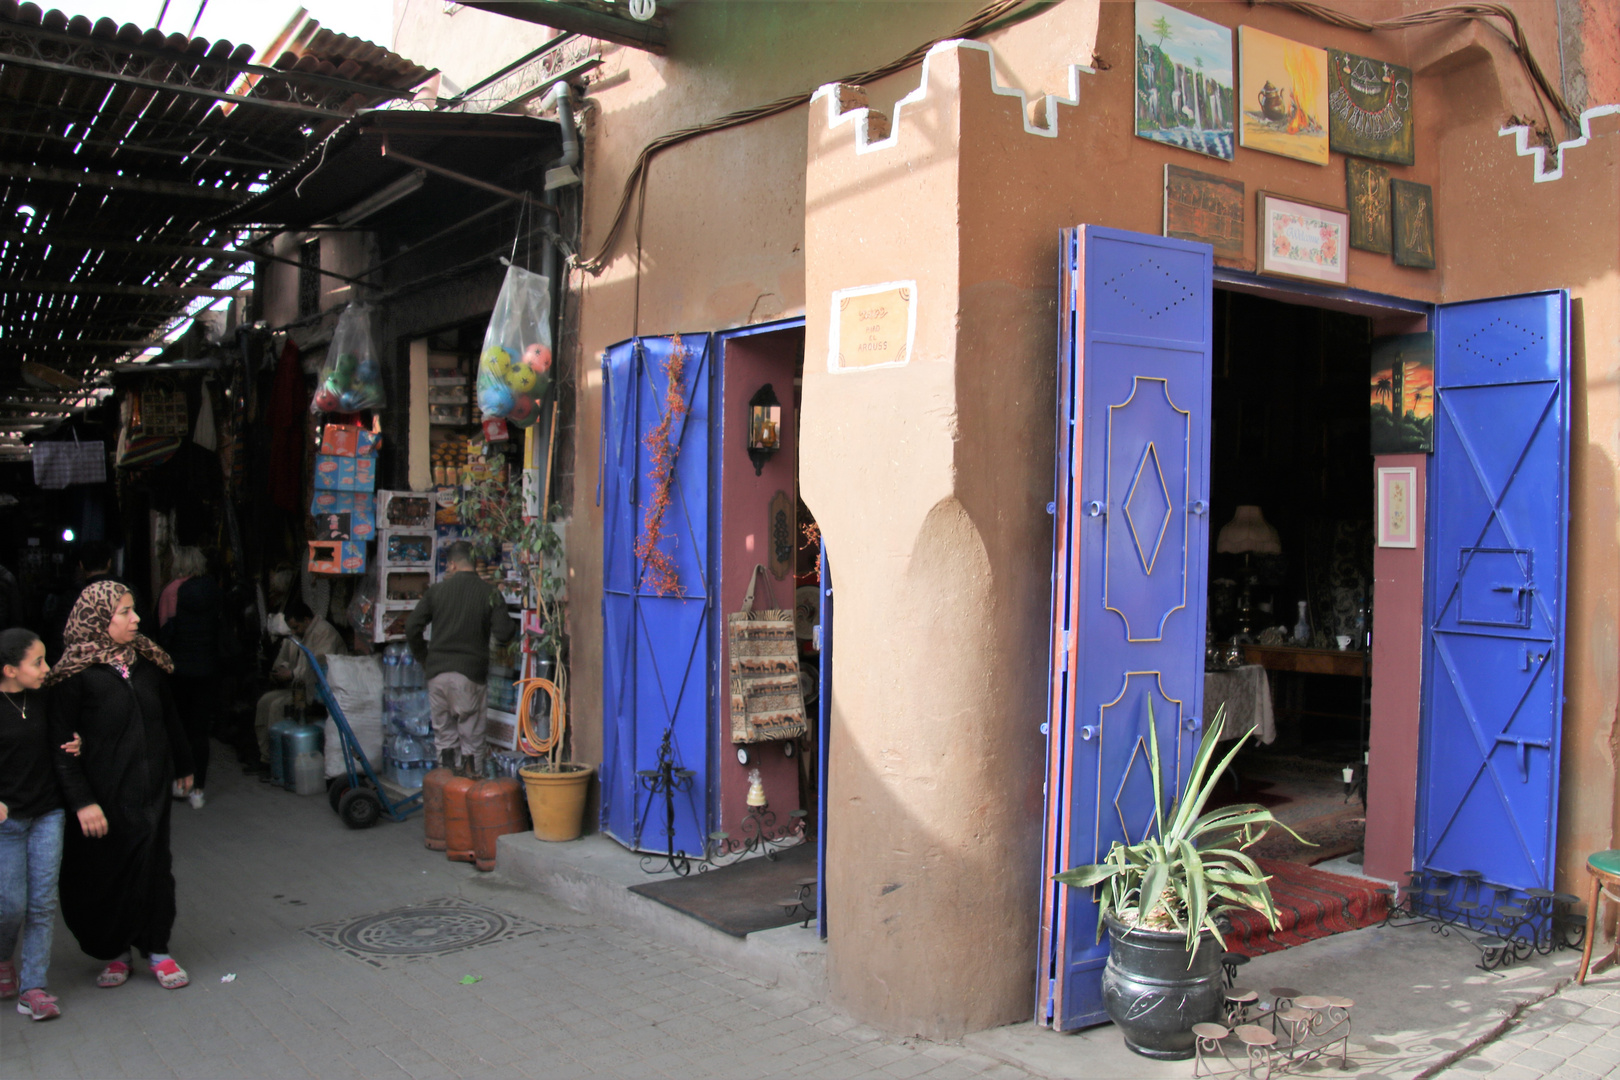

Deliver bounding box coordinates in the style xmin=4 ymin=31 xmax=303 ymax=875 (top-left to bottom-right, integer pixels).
xmin=43 ymin=579 xmax=173 ymax=688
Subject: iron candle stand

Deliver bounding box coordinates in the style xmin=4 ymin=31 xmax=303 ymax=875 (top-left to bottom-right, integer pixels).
xmin=635 ymin=727 xmax=700 ymax=876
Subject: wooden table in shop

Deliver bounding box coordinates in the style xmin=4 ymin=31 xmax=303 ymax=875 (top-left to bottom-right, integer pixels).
xmin=1239 ymin=645 xmax=1369 ymax=744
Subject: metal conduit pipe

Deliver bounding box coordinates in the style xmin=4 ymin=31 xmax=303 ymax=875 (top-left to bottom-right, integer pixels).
xmin=537 ymin=81 xmax=579 ymax=287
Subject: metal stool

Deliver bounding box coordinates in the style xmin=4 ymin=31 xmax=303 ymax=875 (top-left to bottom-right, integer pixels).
xmin=1577 ymin=850 xmax=1620 ymax=984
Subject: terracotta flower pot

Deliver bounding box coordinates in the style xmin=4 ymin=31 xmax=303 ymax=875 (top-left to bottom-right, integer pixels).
xmin=519 ymin=763 xmax=593 ymax=842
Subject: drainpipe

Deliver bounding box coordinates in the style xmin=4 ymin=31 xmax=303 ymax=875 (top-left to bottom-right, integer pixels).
xmin=538 ymin=81 xmax=580 ymax=286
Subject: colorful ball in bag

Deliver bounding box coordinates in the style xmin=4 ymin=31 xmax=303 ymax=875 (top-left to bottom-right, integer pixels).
xmin=478 ymin=380 xmax=514 ymax=418
xmin=356 ymin=357 xmax=381 ymax=385
xmin=506 ymin=394 xmax=537 ymax=427
xmin=481 ymin=346 xmax=512 ymax=379
xmin=505 ymin=363 xmax=538 ymax=395
xmin=522 ymin=343 xmax=552 ymax=374
xmin=337 ymin=389 xmax=365 ymax=412
xmin=313 ymin=386 xmax=341 ymax=412
xmin=331 ymin=352 xmax=358 ymax=389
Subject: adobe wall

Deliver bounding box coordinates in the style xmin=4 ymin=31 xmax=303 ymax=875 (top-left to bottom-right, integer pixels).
xmin=804 ymin=0 xmax=1617 ymax=1035
xmin=397 ymin=0 xmax=988 ymax=813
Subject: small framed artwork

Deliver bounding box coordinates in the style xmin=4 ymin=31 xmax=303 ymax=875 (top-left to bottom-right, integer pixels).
xmin=1135 ymin=0 xmax=1235 ymax=161
xmin=1346 ymin=158 xmax=1392 ymax=254
xmin=1392 ymin=179 xmax=1436 ymax=268
xmin=1257 ymin=191 xmax=1348 ymax=284
xmin=1377 ymin=466 xmax=1418 ymax=548
xmin=1239 ymin=26 xmax=1329 ymax=165
xmin=1327 ymin=49 xmax=1415 ymax=165
xmin=1163 ymin=164 xmax=1244 ymax=257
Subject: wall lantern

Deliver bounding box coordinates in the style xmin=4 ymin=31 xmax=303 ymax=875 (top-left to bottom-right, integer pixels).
xmin=747 ymin=383 xmax=781 ymax=476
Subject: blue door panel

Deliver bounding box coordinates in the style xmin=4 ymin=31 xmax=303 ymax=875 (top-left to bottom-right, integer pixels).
xmin=601 ymin=333 xmax=715 ymax=856
xmin=1418 ymin=292 xmax=1569 ymax=892
xmin=1039 ymin=227 xmax=1213 ymax=1031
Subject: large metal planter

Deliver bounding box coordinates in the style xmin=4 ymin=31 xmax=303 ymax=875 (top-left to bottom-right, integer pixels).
xmin=1102 ymin=914 xmax=1225 ymax=1059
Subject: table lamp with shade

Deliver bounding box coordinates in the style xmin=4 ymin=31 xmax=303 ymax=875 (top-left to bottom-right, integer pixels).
xmin=1216 ymin=505 xmax=1280 ymax=637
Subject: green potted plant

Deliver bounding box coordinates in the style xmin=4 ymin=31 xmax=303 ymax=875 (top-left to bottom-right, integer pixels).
xmin=1053 ymin=703 xmax=1304 ymax=1060
xmin=457 ymin=473 xmax=593 ymax=839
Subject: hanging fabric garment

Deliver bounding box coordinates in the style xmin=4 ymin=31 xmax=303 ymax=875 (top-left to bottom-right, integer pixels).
xmin=193 ymin=381 xmax=218 ymax=451
xmin=267 ymin=339 xmax=307 ymax=513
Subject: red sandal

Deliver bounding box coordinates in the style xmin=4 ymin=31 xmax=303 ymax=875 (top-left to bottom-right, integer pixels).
xmin=151 ymin=958 xmax=188 ymax=989
xmin=96 ymin=960 xmax=129 ymax=988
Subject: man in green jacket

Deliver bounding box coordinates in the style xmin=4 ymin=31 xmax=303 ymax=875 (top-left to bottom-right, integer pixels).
xmin=406 ymin=541 xmax=518 ymax=776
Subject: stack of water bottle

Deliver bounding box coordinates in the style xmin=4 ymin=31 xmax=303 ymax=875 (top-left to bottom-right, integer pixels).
xmin=381 ymin=642 xmax=435 ymax=790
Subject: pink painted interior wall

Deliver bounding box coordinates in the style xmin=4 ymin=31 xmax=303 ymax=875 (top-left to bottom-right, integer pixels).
xmin=718 ymin=329 xmax=803 ymax=835
xmin=1365 ymin=452 xmax=1428 ymax=883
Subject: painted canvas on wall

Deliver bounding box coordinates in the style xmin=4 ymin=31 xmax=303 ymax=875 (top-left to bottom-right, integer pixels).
xmin=1239 ymin=26 xmax=1329 ymax=165
xmin=1257 ymin=191 xmax=1346 ymax=284
xmin=1346 ymin=158 xmax=1391 ymax=254
xmin=1392 ymin=179 xmax=1436 ymax=269
xmin=1135 ymin=0 xmax=1235 ymax=161
xmin=1163 ymin=164 xmax=1244 ymax=256
xmin=1370 ymin=333 xmax=1434 ymax=454
xmin=1327 ymin=49 xmax=1415 ymax=165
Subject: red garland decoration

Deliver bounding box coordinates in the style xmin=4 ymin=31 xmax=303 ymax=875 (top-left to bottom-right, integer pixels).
xmin=635 ymin=336 xmax=688 ymax=597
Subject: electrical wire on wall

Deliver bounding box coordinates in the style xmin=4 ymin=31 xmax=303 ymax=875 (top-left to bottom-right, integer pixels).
xmin=1251 ymin=1 xmax=1576 ymax=142
xmin=583 ymin=0 xmax=1576 ymax=280
xmin=578 ymin=0 xmax=1035 ymax=277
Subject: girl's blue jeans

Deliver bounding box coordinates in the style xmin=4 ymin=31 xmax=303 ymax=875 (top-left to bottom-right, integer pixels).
xmin=0 ymin=808 xmax=65 ymax=992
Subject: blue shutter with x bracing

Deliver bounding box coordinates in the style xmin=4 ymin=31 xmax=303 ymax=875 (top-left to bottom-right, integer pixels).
xmin=1038 ymin=226 xmax=1214 ymax=1031
xmin=601 ymin=333 xmax=714 ymax=857
xmin=1417 ymin=292 xmax=1569 ymax=894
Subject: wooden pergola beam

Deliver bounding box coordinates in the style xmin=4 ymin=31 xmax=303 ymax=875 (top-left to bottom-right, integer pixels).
xmin=459 ymin=0 xmax=667 ymax=54
xmin=0 ymin=282 xmax=242 ymax=298
xmin=0 ymin=162 xmax=245 ymax=203
xmin=0 ymin=229 xmax=250 ymax=261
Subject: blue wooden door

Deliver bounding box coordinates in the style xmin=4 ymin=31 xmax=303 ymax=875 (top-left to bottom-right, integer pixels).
xmin=1038 ymin=227 xmax=1213 ymax=1030
xmin=601 ymin=333 xmax=714 ymax=856
xmin=1417 ymin=292 xmax=1569 ymax=891
xmin=816 ymin=545 xmax=832 ymax=939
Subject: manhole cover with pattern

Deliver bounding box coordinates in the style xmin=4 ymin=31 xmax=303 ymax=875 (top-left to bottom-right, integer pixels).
xmin=303 ymin=897 xmax=550 ymax=968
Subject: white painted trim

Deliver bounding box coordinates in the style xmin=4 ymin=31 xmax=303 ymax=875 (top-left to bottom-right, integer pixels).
xmin=810 ymin=39 xmax=1095 ymax=156
xmin=1498 ymin=103 xmax=1620 ymax=183
xmin=827 ymin=279 xmax=918 ymax=373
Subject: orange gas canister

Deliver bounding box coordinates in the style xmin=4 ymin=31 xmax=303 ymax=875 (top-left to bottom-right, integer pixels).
xmin=422 ymin=767 xmax=454 ymax=852
xmin=443 ymin=776 xmax=476 ymax=863
xmin=467 ymin=778 xmax=528 ymax=872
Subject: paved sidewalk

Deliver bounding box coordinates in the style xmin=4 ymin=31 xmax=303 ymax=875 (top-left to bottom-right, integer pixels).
xmin=1431 ymin=977 xmax=1620 ymax=1080
xmin=5 ymin=747 xmax=1030 ymax=1080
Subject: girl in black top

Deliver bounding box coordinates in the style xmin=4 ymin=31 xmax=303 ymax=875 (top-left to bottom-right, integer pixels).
xmin=0 ymin=628 xmax=80 ymax=1021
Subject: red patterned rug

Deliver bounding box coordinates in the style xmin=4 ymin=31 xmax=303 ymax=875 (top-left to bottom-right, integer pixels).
xmin=1224 ymin=858 xmax=1389 ymax=957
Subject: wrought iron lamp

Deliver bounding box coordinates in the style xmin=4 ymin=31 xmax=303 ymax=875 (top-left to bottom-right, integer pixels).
xmin=746 ymin=384 xmax=781 ymax=476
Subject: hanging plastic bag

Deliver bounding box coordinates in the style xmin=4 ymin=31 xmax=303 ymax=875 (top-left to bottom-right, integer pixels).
xmin=312 ymin=304 xmax=385 ymax=413
xmin=476 ymin=264 xmax=552 ymax=429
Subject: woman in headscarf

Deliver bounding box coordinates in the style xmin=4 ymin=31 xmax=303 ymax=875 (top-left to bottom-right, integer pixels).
xmin=46 ymin=580 xmax=194 ymax=990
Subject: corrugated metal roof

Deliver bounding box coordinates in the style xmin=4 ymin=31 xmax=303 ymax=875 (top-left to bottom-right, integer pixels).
xmin=0 ymin=0 xmax=434 ymax=406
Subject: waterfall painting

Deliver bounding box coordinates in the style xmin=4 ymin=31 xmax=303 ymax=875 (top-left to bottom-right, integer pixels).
xmin=1135 ymin=0 xmax=1235 ymax=162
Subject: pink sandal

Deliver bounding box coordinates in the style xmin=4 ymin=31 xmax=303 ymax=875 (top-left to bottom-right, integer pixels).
xmin=96 ymin=960 xmax=130 ymax=988
xmin=151 ymin=958 xmax=188 ymax=989
xmin=0 ymin=960 xmax=17 ymax=999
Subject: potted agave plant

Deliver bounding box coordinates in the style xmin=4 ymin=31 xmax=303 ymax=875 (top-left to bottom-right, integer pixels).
xmin=1053 ymin=703 xmax=1304 ymax=1060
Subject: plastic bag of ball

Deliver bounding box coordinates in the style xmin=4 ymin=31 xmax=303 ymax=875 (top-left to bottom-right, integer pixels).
xmin=311 ymin=304 xmax=386 ymax=414
xmin=476 ymin=264 xmax=552 ymax=429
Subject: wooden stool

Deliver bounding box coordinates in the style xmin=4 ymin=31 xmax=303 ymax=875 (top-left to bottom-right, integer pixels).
xmin=1577 ymin=850 xmax=1620 ymax=983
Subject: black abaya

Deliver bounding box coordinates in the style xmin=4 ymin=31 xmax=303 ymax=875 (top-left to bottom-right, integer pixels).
xmin=50 ymin=661 xmax=194 ymax=960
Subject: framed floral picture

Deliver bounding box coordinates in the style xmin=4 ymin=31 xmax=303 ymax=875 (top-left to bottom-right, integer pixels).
xmin=1257 ymin=191 xmax=1348 ymax=284
xmin=1377 ymin=466 xmax=1418 ymax=548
